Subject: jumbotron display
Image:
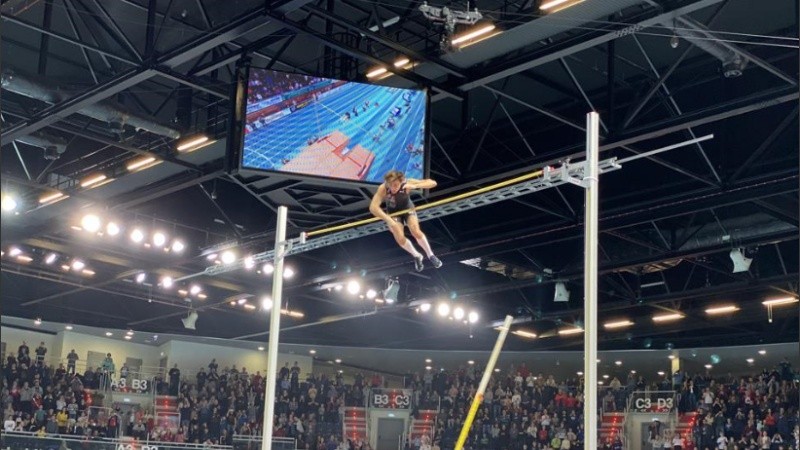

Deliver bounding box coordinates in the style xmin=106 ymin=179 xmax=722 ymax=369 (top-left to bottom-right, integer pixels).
xmin=241 ymin=69 xmax=428 ymax=183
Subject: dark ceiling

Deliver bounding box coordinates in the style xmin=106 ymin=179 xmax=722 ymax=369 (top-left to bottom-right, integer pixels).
xmin=1 ymin=0 xmax=798 ymax=353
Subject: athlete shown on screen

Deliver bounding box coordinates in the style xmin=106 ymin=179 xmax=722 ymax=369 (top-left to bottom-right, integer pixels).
xmin=370 ymin=170 xmax=442 ymax=272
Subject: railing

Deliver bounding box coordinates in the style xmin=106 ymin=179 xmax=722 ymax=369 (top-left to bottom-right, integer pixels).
xmin=0 ymin=431 xmax=230 ymax=450
xmin=232 ymin=435 xmax=296 ymax=450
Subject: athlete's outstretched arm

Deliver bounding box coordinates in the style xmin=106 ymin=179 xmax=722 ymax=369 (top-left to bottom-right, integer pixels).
xmin=404 ymin=178 xmax=437 ymax=190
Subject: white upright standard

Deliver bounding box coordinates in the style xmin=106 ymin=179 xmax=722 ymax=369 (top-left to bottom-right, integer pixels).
xmin=583 ymin=111 xmax=600 ymax=449
xmin=261 ymin=205 xmax=288 ymax=450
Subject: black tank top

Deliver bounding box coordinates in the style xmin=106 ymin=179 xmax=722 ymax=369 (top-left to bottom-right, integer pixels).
xmin=384 ymin=181 xmax=413 ymax=211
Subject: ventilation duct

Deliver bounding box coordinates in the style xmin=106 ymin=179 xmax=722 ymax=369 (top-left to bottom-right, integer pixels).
xmin=670 ymin=17 xmax=747 ymax=77
xmin=1 ymin=70 xmax=181 ymax=139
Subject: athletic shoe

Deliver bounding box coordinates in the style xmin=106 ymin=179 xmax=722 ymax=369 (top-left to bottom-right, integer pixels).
xmin=429 ymin=255 xmax=443 ymax=269
xmin=414 ymin=255 xmax=424 ymax=272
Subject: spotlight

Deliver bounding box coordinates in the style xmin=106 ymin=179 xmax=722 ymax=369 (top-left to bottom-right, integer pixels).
xmin=244 ymin=256 xmax=255 ymax=270
xmin=44 ymin=253 xmax=58 ymax=264
xmin=9 ymin=247 xmax=22 ymax=257
xmin=106 ymin=222 xmax=120 ymax=236
xmin=220 ymin=250 xmax=236 ymax=265
xmin=419 ymin=302 xmax=431 ymax=313
xmin=383 ymin=278 xmax=400 ymax=304
xmin=334 ymin=284 xmax=343 ymax=292
xmin=65 ymin=325 xmax=73 ymax=330
xmin=704 ymin=364 xmax=712 ymax=369
xmin=366 ymin=289 xmax=377 ymax=299
xmin=130 ymin=228 xmax=145 ymax=243
xmin=34 ymin=318 xmax=42 ymax=325
xmin=1 ymin=194 xmax=18 ymax=212
xmin=553 ymin=282 xmax=570 ymax=302
xmin=105 ymin=332 xmax=113 ymax=337
xmin=468 ymin=311 xmax=479 ymax=324
xmin=437 ymin=302 xmax=450 ymax=317
xmin=283 ymin=267 xmax=295 ymax=279
xmin=237 ymin=298 xmax=247 ymax=305
xmin=453 ymin=307 xmax=465 ymax=320
xmin=189 ymin=285 xmax=202 ymax=295
xmin=261 ymin=296 xmax=273 ymax=310
xmin=258 ymin=346 xmax=265 ymax=351
xmin=334 ymin=359 xmax=341 ymax=364
xmin=346 ymin=280 xmax=361 ymax=295
xmin=135 ymin=273 xmax=146 ymax=283
xmin=729 ymin=248 xmax=752 ymax=273
xmin=81 ymin=214 xmax=102 ymax=233
xmin=71 ymin=260 xmax=85 ymax=271
xmin=152 ymin=232 xmax=167 ymax=247
xmin=263 ymin=263 xmax=274 ymax=274
xmin=171 ymin=240 xmax=185 ymax=253
xmin=161 ymin=276 xmax=173 ymax=288
xmin=670 ymin=34 xmax=680 ymax=49
xmin=182 ymin=311 xmax=199 ymax=330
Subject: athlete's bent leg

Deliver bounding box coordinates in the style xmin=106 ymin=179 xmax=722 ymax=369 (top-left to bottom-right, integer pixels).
xmin=407 ymin=215 xmax=442 ymax=268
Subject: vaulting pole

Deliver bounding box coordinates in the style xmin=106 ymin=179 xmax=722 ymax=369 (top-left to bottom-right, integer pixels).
xmin=453 ymin=314 xmax=513 ymax=450
xmin=261 ymin=206 xmax=287 ymax=450
xmin=584 ymin=112 xmax=600 ymax=449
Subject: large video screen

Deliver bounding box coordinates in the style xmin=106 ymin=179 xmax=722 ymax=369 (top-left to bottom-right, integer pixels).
xmin=241 ymin=69 xmax=427 ymax=184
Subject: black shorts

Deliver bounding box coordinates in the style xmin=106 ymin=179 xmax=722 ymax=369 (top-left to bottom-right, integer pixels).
xmin=388 ymin=209 xmax=416 ymax=225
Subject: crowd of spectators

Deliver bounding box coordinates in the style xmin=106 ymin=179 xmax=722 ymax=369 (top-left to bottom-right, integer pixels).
xmin=2 ymin=340 xmax=798 ymax=450
xmin=247 ymin=73 xmax=326 ymax=104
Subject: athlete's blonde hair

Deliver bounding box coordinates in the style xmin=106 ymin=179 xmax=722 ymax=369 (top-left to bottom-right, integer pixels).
xmin=383 ymin=170 xmax=405 ymax=183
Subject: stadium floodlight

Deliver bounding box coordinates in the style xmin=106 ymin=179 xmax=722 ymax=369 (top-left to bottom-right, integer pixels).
xmin=347 ymin=280 xmax=361 ymax=295
xmin=106 ymin=222 xmax=121 ymax=236
xmin=161 ymin=276 xmax=174 ymax=288
xmin=176 ymin=135 xmax=211 ymax=152
xmin=1 ymin=194 xmax=18 ymax=212
xmin=540 ymin=0 xmax=586 ymax=12
xmin=453 ymin=307 xmax=465 ymax=320
xmin=182 ymin=311 xmax=199 ymax=330
xmin=553 ymin=282 xmax=570 ymax=302
xmin=468 ymin=311 xmax=479 ymax=323
xmin=437 ymin=302 xmax=450 ymax=317
xmin=729 ymin=248 xmax=752 ymax=273
xmin=419 ymin=302 xmax=431 ymax=313
xmin=152 ymin=232 xmax=167 ymax=247
xmin=130 ymin=228 xmax=145 ymax=243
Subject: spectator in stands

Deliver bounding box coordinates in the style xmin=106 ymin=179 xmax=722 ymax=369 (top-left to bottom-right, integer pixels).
xmin=66 ymin=349 xmax=79 ymax=375
xmin=17 ymin=342 xmax=30 ymax=366
xmin=169 ymin=364 xmax=181 ymax=396
xmin=34 ymin=343 xmax=47 ymax=366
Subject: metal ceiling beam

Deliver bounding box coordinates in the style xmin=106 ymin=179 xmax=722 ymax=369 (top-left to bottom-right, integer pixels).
xmin=261 ymin=9 xmax=463 ymax=100
xmin=456 ymin=0 xmax=725 ymax=92
xmin=302 ymin=4 xmax=466 ymax=79
xmin=1 ymin=7 xmax=269 ymax=142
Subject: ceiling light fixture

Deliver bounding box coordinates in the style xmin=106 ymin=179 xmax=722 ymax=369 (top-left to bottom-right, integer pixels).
xmin=453 ymin=307 xmax=465 ymax=320
xmin=9 ymin=247 xmax=22 ymax=257
xmin=283 ymin=267 xmax=295 ymax=279
xmin=39 ymin=191 xmax=66 ymax=204
xmin=558 ymin=327 xmax=584 ymax=335
xmin=80 ymin=173 xmax=109 ymax=188
xmin=81 ymin=269 xmax=95 ymax=276
xmin=346 ymin=280 xmax=361 ymax=295
xmin=263 ymin=263 xmax=274 ymax=274
xmin=106 ymin=222 xmax=121 ymax=236
xmin=604 ymin=320 xmax=634 ymax=329
xmin=653 ymin=312 xmax=685 ymax=322
xmin=80 ymin=214 xmax=102 ymax=233
xmin=71 ymin=260 xmax=85 ymax=271
xmin=244 ymin=256 xmax=255 ymax=270
xmin=152 ymin=232 xmax=167 ymax=247
xmin=309 ymin=350 xmax=316 ymax=354
xmin=126 ymin=155 xmax=160 ymax=172
xmin=366 ymin=289 xmax=377 ymax=299
xmin=539 ymin=0 xmax=586 ymax=12
xmin=189 ymin=285 xmax=202 ymax=295
xmin=45 ymin=253 xmax=58 ymax=264
xmin=262 ymin=296 xmax=273 ymax=310
xmin=419 ymin=302 xmax=431 ymax=313
xmin=171 ymin=240 xmax=185 ymax=253
xmin=130 ymin=228 xmax=145 ymax=243
xmin=762 ymin=296 xmax=799 ymax=307
xmin=161 ymin=276 xmax=174 ymax=288
xmin=451 ymin=23 xmax=496 ymax=45
xmin=176 ymin=135 xmax=212 ymax=152
xmin=705 ymin=305 xmax=740 ymax=315
xmin=468 ymin=311 xmax=479 ymax=323
xmin=437 ymin=302 xmax=450 ymax=317
xmin=366 ymin=67 xmax=388 ymax=79
xmin=512 ymin=329 xmax=537 ymax=339
xmin=135 ymin=273 xmax=146 ymax=283
xmin=758 ymin=349 xmax=766 ymax=355
xmin=65 ymin=325 xmax=73 ymax=330
xmin=220 ymin=250 xmax=236 ymax=265
xmin=34 ymin=318 xmax=42 ymax=325
xmin=16 ymin=255 xmax=33 ymax=263
xmin=1 ymin=194 xmax=18 ymax=211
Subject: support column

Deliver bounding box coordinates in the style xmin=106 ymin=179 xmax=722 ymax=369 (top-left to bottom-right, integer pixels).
xmin=583 ymin=112 xmax=600 ymax=449
xmin=261 ymin=206 xmax=288 ymax=450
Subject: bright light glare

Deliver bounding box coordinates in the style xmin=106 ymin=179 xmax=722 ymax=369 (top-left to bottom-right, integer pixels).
xmin=71 ymin=260 xmax=85 ymax=271
xmin=468 ymin=311 xmax=479 ymax=323
xmin=130 ymin=228 xmax=145 ymax=243
xmin=244 ymin=256 xmax=255 ymax=270
xmin=45 ymin=253 xmax=58 ymax=264
xmin=2 ymin=195 xmax=18 ymax=211
xmin=437 ymin=302 xmax=450 ymax=317
xmin=419 ymin=303 xmax=431 ymax=313
xmin=347 ymin=280 xmax=361 ymax=295
xmin=263 ymin=263 xmax=274 ymax=274
xmin=106 ymin=222 xmax=120 ymax=236
xmin=453 ymin=307 xmax=465 ymax=320
xmin=283 ymin=267 xmax=295 ymax=279
xmin=152 ymin=232 xmax=167 ymax=247
xmin=366 ymin=289 xmax=377 ymax=299
xmin=262 ymin=296 xmax=273 ymax=310
xmin=171 ymin=240 xmax=185 ymax=253
xmin=220 ymin=250 xmax=236 ymax=265
xmin=9 ymin=247 xmax=22 ymax=257
xmin=451 ymin=24 xmax=496 ymax=45
xmin=135 ymin=273 xmax=146 ymax=283
xmin=189 ymin=285 xmax=202 ymax=295
xmin=161 ymin=276 xmax=173 ymax=288
xmin=81 ymin=214 xmax=102 ymax=233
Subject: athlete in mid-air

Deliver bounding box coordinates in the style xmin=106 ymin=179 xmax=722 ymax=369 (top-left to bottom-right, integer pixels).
xmin=370 ymin=170 xmax=442 ymax=272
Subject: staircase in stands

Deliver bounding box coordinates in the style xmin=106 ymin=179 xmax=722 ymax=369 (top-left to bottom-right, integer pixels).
xmin=342 ymin=406 xmax=368 ymax=443
xmin=408 ymin=410 xmax=437 ymax=446
xmin=599 ymin=412 xmax=625 ymax=445
xmin=154 ymin=395 xmax=179 ymax=430
xmin=675 ymin=411 xmax=699 ymax=443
